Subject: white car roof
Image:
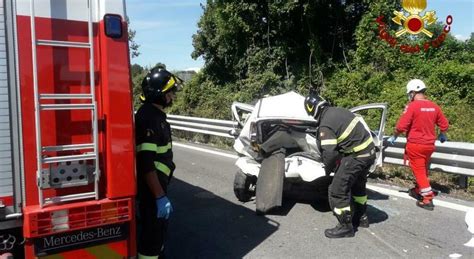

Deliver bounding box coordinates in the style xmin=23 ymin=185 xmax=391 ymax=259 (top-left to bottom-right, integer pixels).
xmin=255 ymin=91 xmax=315 ymax=121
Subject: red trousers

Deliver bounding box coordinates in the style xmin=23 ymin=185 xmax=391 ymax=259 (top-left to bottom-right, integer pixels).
xmin=405 ymin=142 xmax=436 ymax=199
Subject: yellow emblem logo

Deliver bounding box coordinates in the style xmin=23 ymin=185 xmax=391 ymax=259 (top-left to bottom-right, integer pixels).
xmin=306 ymin=104 xmax=314 ymax=113
xmin=392 ymin=0 xmax=437 ymax=37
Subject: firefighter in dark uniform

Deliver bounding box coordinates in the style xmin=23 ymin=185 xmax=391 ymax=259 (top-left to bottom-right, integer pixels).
xmin=304 ymin=93 xmax=376 ymax=238
xmin=135 ymin=67 xmax=182 ymax=258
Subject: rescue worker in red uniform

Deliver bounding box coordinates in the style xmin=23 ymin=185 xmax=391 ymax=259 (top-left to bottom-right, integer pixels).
xmin=304 ymin=93 xmax=376 ymax=238
xmin=388 ymin=79 xmax=449 ymax=211
xmin=135 ymin=67 xmax=182 ymax=258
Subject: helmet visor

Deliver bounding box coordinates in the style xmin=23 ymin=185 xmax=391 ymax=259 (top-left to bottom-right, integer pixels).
xmin=173 ymin=76 xmax=183 ymax=92
xmin=163 ymin=75 xmax=183 ymax=93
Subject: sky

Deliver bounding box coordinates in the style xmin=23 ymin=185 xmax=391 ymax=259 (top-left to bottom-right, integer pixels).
xmin=126 ymin=0 xmax=473 ymax=72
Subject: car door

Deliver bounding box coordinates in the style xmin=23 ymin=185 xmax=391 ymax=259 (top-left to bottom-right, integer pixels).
xmin=231 ymin=101 xmax=255 ymax=129
xmin=350 ymin=103 xmax=388 ymax=172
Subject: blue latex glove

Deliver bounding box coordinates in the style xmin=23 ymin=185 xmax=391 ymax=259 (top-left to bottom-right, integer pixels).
xmin=155 ymin=196 xmax=173 ymax=220
xmin=438 ymin=133 xmax=447 ymax=143
xmin=387 ymin=135 xmax=397 ymax=145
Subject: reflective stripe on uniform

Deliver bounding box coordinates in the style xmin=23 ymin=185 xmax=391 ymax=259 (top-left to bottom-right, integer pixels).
xmin=420 ymin=187 xmax=432 ymax=193
xmin=344 ymin=137 xmax=373 ymax=154
xmin=337 ymin=117 xmax=360 ymax=143
xmin=138 ymin=253 xmax=159 ymax=259
xmin=156 ymin=143 xmax=172 ymax=154
xmin=334 ymin=206 xmax=351 ymax=215
xmin=321 ymin=139 xmax=337 ymax=146
xmin=137 ymin=143 xmax=158 ymax=152
xmin=155 ymin=162 xmax=171 ymax=176
xmin=137 ymin=142 xmax=172 ymax=154
xmin=353 ymin=137 xmax=373 ymax=153
xmin=353 ymin=195 xmax=368 ymax=205
xmin=420 ymin=187 xmax=433 ymax=196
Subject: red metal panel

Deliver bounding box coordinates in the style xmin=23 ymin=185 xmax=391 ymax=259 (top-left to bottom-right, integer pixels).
xmin=17 ymin=16 xmax=135 ymax=204
xmin=0 ymin=195 xmax=13 ymax=206
xmin=98 ymin=19 xmax=136 ymax=199
xmin=17 ymin=11 xmax=136 ymax=259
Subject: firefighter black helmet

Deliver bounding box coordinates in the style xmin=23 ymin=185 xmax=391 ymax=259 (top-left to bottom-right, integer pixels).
xmin=141 ymin=67 xmax=182 ymax=103
xmin=304 ymin=94 xmax=329 ymax=125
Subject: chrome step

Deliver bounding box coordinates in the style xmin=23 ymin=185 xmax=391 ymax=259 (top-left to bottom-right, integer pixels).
xmin=42 ymin=153 xmax=96 ymax=164
xmin=36 ymin=39 xmax=90 ymax=48
xmin=44 ymin=192 xmax=96 ymax=205
xmin=42 ymin=143 xmax=95 ymax=152
xmin=40 ymin=94 xmax=93 ymax=100
xmin=40 ymin=103 xmax=95 ymax=111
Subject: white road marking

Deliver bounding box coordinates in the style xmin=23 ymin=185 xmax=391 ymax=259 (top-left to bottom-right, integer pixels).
xmin=174 ymin=142 xmax=473 ymax=212
xmin=174 ymin=142 xmax=238 ymax=159
xmin=366 ymin=185 xmax=472 ymax=212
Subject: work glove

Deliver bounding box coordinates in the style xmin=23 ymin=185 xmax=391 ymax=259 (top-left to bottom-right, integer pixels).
xmin=438 ymin=133 xmax=447 ymax=143
xmin=387 ymin=135 xmax=397 ymax=145
xmin=155 ymin=196 xmax=173 ymax=220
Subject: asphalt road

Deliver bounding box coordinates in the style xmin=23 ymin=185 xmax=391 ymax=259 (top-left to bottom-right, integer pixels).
xmin=165 ymin=142 xmax=474 ymax=259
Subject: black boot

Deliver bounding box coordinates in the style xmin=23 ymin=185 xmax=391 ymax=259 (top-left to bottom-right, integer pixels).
xmin=324 ymin=211 xmax=354 ymax=238
xmin=353 ymin=203 xmax=369 ymax=228
xmin=408 ymin=187 xmax=422 ymax=201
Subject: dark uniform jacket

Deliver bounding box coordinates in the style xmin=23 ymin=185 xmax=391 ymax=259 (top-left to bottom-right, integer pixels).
xmin=135 ymin=103 xmax=175 ymax=201
xmin=317 ymin=107 xmax=374 ymax=173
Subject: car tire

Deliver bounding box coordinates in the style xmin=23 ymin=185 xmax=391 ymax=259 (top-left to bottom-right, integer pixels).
xmin=233 ymin=170 xmax=256 ymax=202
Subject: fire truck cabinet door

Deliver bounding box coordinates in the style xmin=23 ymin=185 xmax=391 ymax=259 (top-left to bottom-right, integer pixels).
xmin=0 ymin=0 xmax=23 ymax=218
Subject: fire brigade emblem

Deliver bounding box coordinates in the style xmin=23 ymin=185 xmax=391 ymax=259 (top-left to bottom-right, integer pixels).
xmin=392 ymin=0 xmax=437 ymax=37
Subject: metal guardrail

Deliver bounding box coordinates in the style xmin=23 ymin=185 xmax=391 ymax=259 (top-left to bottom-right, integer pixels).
xmin=168 ymin=115 xmax=474 ymax=177
xmin=168 ymin=115 xmax=238 ymax=138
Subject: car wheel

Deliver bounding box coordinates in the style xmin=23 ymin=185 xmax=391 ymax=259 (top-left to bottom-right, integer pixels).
xmin=233 ymin=170 xmax=256 ymax=202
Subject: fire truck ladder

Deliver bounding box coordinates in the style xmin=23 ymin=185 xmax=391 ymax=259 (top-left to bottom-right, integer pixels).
xmin=29 ymin=0 xmax=100 ymax=207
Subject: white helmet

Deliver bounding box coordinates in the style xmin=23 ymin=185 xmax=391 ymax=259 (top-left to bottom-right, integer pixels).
xmin=406 ymin=79 xmax=426 ymax=94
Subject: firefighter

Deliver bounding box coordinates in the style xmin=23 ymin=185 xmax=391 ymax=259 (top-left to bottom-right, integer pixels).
xmin=304 ymin=93 xmax=376 ymax=238
xmin=135 ymin=67 xmax=182 ymax=258
xmin=388 ymin=79 xmax=449 ymax=211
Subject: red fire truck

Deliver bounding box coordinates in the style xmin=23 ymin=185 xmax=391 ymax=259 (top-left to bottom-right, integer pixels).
xmin=0 ymin=0 xmax=136 ymax=258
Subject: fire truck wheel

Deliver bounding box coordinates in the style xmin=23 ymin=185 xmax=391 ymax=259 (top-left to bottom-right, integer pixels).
xmin=233 ymin=170 xmax=256 ymax=202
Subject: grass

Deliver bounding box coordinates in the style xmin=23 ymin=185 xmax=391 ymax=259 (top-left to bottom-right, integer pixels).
xmin=172 ymin=130 xmax=234 ymax=151
xmin=370 ymin=165 xmax=474 ymax=201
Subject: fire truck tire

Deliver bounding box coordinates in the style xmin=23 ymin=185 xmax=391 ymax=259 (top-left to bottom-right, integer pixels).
xmin=233 ymin=170 xmax=256 ymax=202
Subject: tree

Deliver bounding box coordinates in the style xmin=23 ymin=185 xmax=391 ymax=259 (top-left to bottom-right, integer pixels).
xmin=126 ymin=16 xmax=140 ymax=59
xmin=192 ymin=0 xmax=367 ymax=87
xmin=323 ymin=0 xmax=474 ymax=141
xmin=173 ymin=0 xmax=474 ymax=142
xmin=179 ymin=0 xmax=370 ymax=119
xmin=130 ymin=64 xmax=146 ymax=110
